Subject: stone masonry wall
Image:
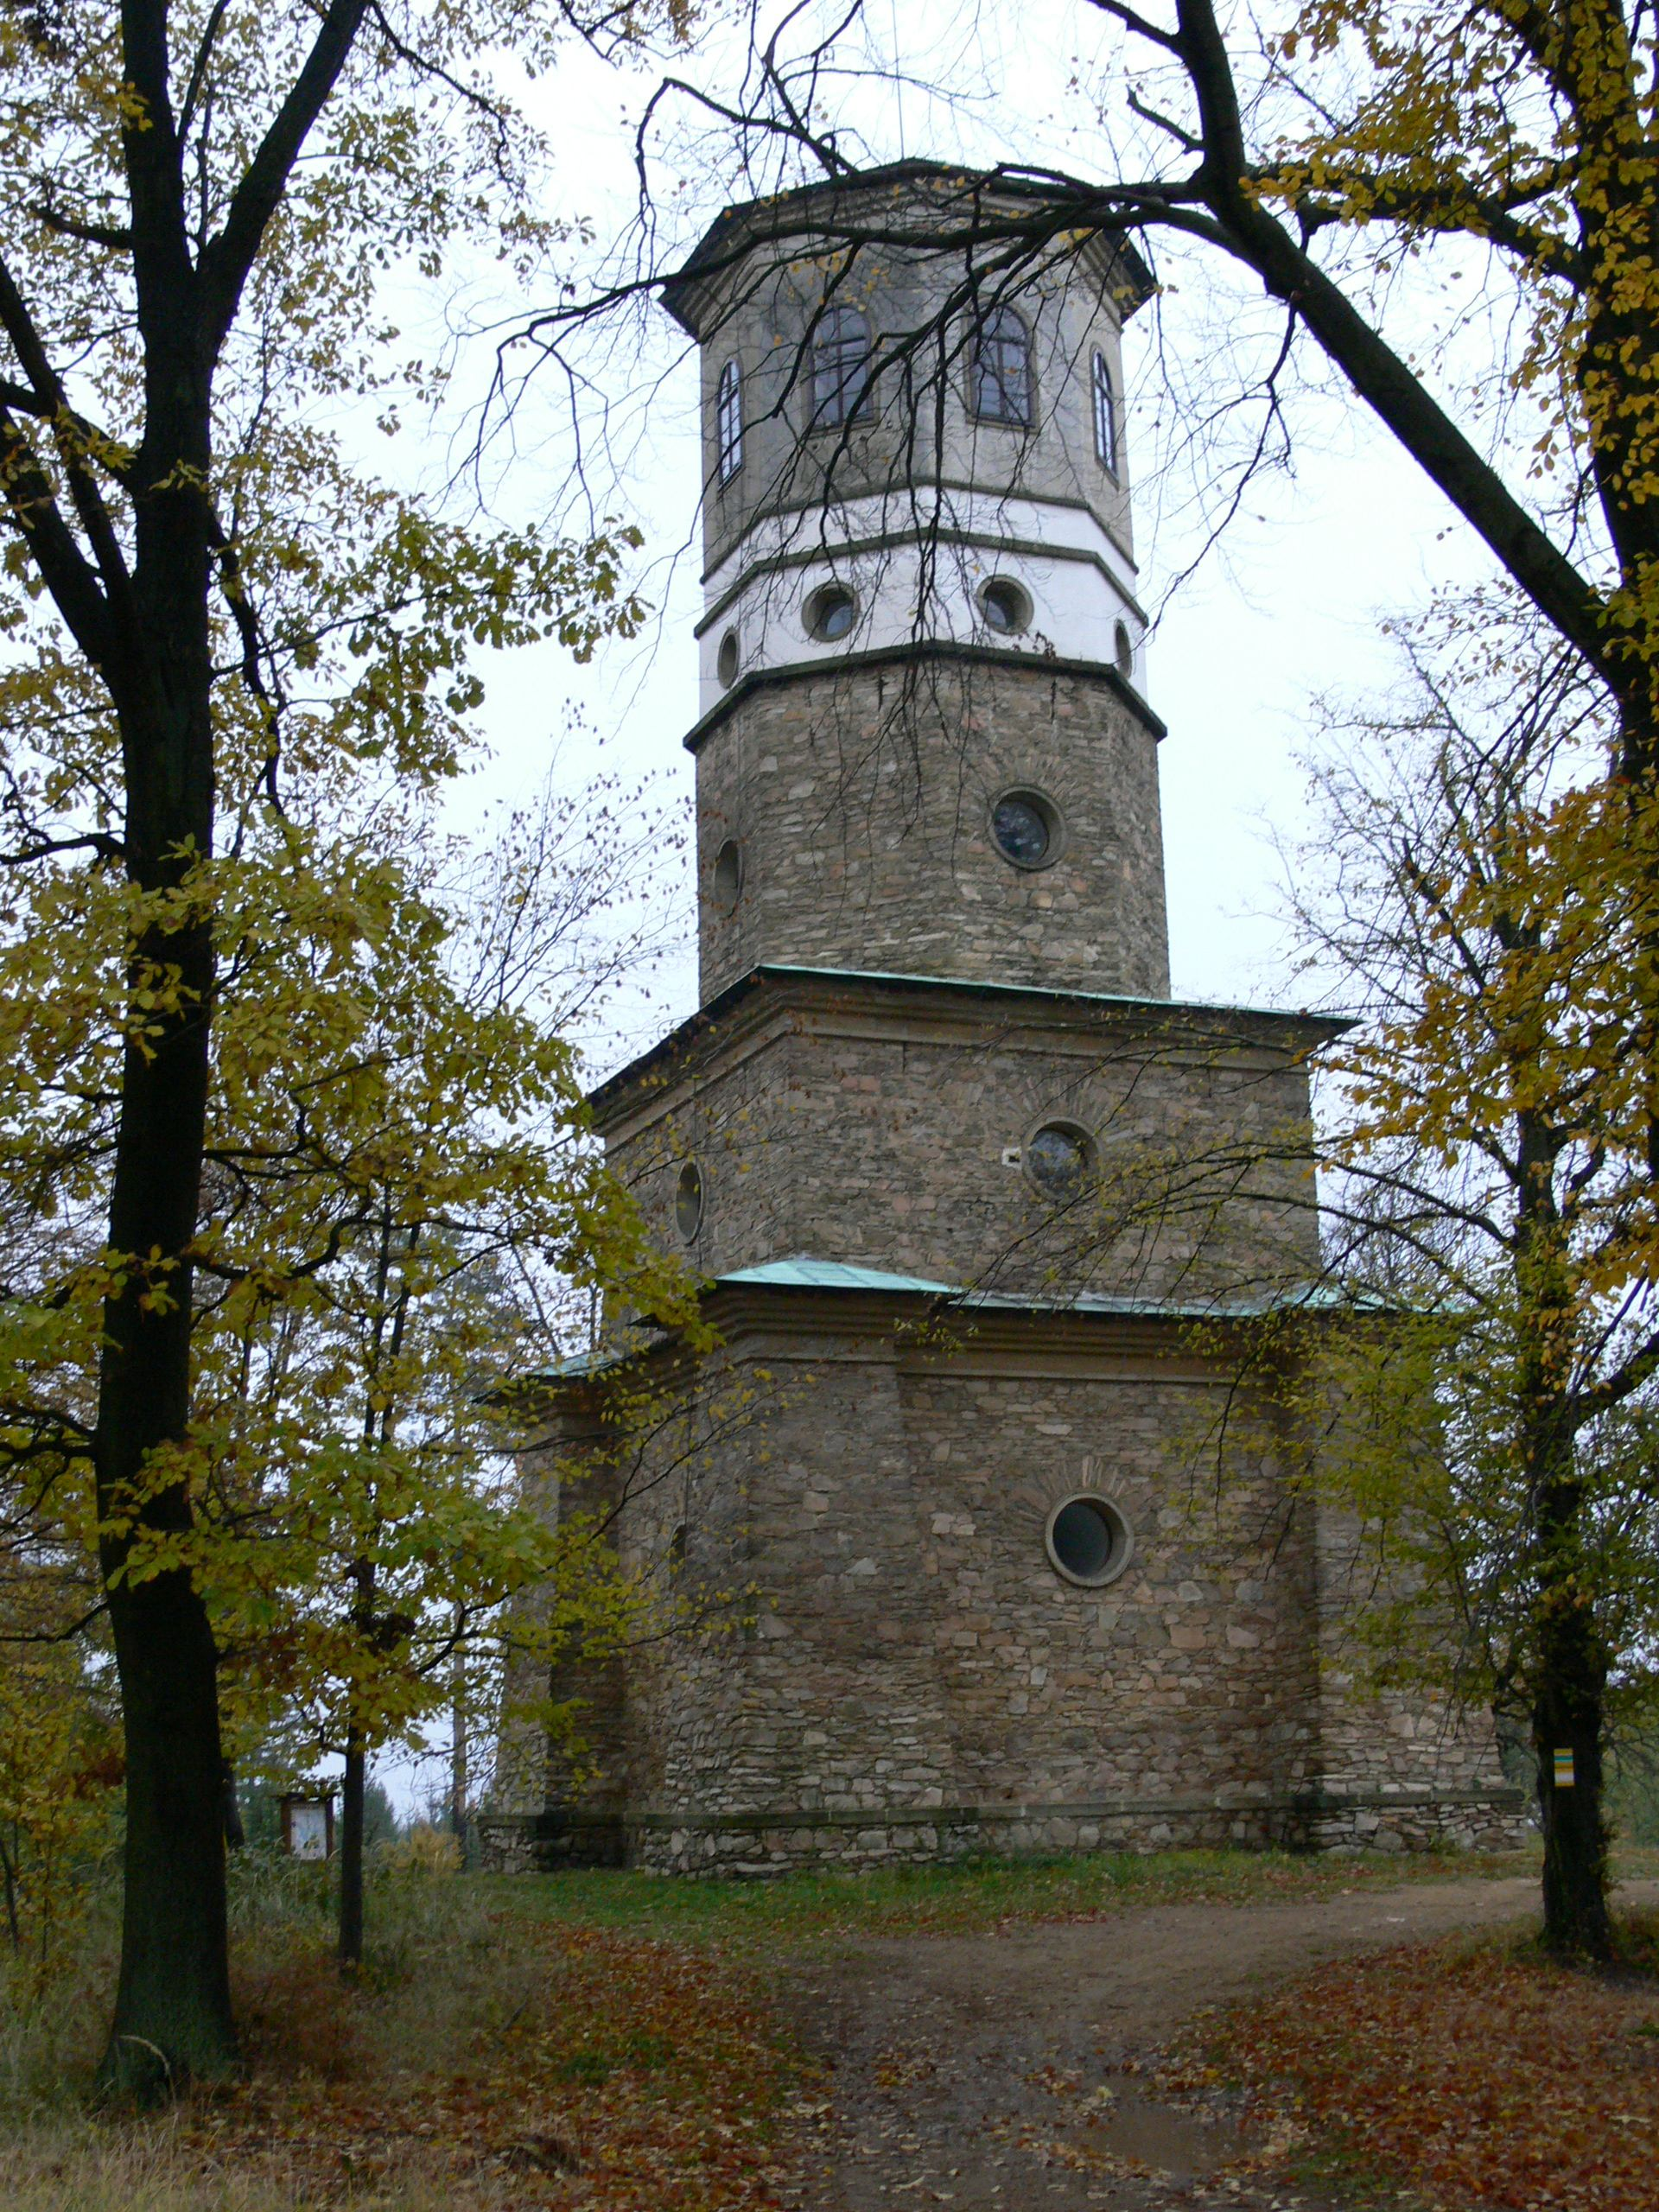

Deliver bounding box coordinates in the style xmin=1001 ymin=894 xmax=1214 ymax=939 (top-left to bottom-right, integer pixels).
xmin=1304 ymin=1497 xmax=1526 ymax=1853
xmin=486 ymin=1308 xmax=1524 ymax=1876
xmin=525 ymin=1313 xmax=1512 ymax=1872
xmin=605 ymin=980 xmax=1323 ymax=1303
xmin=478 ymin=1415 xmax=634 ymax=1872
xmin=693 ymin=658 xmax=1171 ymax=1001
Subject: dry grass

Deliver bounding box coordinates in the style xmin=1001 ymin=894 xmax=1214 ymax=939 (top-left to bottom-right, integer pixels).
xmin=1183 ymin=1913 xmax=1659 ymax=2211
xmin=5 ymin=1842 xmax=1649 ymax=2211
xmin=1 ymin=1861 xmax=810 ymax=2211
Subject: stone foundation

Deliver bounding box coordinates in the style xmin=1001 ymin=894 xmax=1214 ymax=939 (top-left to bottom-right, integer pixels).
xmin=480 ymin=1785 xmax=1529 ymax=1877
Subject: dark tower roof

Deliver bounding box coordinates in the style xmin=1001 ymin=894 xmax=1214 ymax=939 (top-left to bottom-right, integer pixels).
xmin=661 ymin=160 xmax=1156 ymax=338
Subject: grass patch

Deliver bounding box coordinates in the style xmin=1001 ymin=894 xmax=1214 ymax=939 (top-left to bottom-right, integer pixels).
xmin=7 ymin=1837 xmax=1648 ymax=2210
xmin=490 ymin=1840 xmax=1547 ymax=1949
xmin=1 ymin=1860 xmax=810 ymax=2210
xmin=1181 ymin=1910 xmax=1659 ymax=2211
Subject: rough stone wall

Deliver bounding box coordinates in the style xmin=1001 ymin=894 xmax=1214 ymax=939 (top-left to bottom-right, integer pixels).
xmin=486 ymin=1311 xmax=1526 ymax=1876
xmin=557 ymin=1321 xmax=1456 ymax=1867
xmin=623 ymin=1339 xmax=963 ymax=1858
xmin=1305 ymin=1496 xmax=1523 ymax=1852
xmin=606 ymin=982 xmax=1322 ymax=1302
xmin=481 ymin=1448 xmax=562 ymax=1857
xmin=693 ymin=658 xmax=1171 ymax=1001
xmin=887 ymin=1357 xmax=1321 ymax=1816
xmin=477 ymin=1421 xmax=633 ymax=1872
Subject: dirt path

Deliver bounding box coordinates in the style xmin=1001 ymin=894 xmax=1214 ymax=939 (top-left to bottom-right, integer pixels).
xmin=772 ymin=1874 xmax=1659 ymax=2212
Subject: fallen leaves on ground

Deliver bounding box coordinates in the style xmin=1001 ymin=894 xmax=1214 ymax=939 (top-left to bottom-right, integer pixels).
xmin=1184 ymin=1921 xmax=1659 ymax=2210
xmin=169 ymin=1922 xmax=810 ymax=2210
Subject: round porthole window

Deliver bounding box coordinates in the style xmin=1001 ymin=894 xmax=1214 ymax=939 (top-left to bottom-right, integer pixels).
xmin=1026 ymin=1119 xmax=1095 ymax=1201
xmin=674 ymin=1160 xmax=704 ymax=1243
xmin=716 ymin=629 xmax=741 ymax=689
xmin=804 ymin=581 xmax=858 ymax=641
xmin=1114 ymin=620 xmax=1134 ymax=677
xmin=990 ymin=786 xmax=1061 ymax=870
xmin=980 ymin=577 xmax=1032 ymax=635
xmin=1045 ymin=1492 xmax=1134 ymax=1588
xmin=712 ymin=837 xmax=743 ymax=914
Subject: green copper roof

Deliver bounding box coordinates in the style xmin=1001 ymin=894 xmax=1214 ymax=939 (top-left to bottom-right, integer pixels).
xmin=718 ymin=1257 xmax=958 ymax=1294
xmin=514 ymin=1265 xmax=1375 ymax=1395
xmin=715 ymin=1255 xmax=1362 ymax=1319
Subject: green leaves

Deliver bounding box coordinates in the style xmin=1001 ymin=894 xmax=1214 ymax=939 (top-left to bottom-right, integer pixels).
xmin=1282 ymin=601 xmax=1659 ymax=1751
xmin=0 ymin=0 xmax=690 ymax=1859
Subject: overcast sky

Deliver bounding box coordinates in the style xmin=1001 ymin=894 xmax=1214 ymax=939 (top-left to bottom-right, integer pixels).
xmin=417 ymin=7 xmax=1505 ymax=1080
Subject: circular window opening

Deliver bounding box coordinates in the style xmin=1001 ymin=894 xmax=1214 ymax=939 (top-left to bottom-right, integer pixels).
xmin=1045 ymin=1493 xmax=1134 ymax=1588
xmin=712 ymin=837 xmax=743 ymax=914
xmin=804 ymin=581 xmax=858 ymax=642
xmin=990 ymin=787 xmax=1060 ymax=870
xmin=716 ymin=628 xmax=741 ymax=689
xmin=980 ymin=578 xmax=1032 ymax=635
xmin=1114 ymin=620 xmax=1134 ymax=677
xmin=674 ymin=1160 xmax=704 ymax=1243
xmin=1026 ymin=1119 xmax=1095 ymax=1201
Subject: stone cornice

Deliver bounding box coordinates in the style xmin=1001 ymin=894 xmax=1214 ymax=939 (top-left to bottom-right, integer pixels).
xmin=588 ymin=962 xmax=1351 ymax=1136
xmin=680 ymin=638 xmax=1167 ymax=755
xmin=507 ymin=1274 xmax=1329 ymax=1436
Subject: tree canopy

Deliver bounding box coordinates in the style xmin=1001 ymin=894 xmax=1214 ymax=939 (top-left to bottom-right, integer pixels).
xmin=0 ymin=0 xmax=693 ymax=2087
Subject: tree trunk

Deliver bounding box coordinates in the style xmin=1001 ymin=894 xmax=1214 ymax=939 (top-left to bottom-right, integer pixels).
xmin=339 ymin=1732 xmax=365 ymax=1971
xmin=1 ymin=1828 xmax=19 ymax=1950
xmin=96 ymin=895 xmax=235 ymax=2093
xmin=1513 ymin=1140 xmax=1615 ymax=1962
xmin=102 ymin=1571 xmax=235 ymax=2093
xmin=94 ymin=359 xmax=231 ymax=2086
xmin=450 ymin=1624 xmax=467 ymax=1858
xmin=1533 ymin=1583 xmax=1614 ymax=1959
xmin=222 ymin=1762 xmax=246 ymax=1850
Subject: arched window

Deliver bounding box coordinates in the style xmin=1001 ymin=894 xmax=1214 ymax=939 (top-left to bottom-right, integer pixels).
xmin=973 ymin=306 xmax=1032 ymax=425
xmin=810 ymin=304 xmax=871 ymax=427
xmin=715 ymin=357 xmax=743 ymax=482
xmin=1092 ymin=349 xmax=1118 ymax=473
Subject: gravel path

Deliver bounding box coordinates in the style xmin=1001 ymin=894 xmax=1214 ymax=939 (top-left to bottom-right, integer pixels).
xmin=772 ymin=1872 xmax=1659 ymax=2212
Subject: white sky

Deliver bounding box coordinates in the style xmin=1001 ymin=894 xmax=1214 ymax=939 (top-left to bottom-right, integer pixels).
xmin=415 ymin=8 xmax=1505 ymax=1068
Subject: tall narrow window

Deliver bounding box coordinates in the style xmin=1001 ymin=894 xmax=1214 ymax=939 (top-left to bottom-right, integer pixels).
xmin=716 ymin=357 xmax=743 ymax=482
xmin=810 ymin=304 xmax=871 ymax=427
xmin=1092 ymin=350 xmax=1118 ymax=473
xmin=973 ymin=306 xmax=1032 ymax=425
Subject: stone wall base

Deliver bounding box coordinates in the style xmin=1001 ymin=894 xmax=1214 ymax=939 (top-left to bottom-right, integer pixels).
xmin=478 ymin=1810 xmax=626 ymax=1872
xmin=1297 ymin=1791 xmax=1531 ymax=1855
xmin=479 ymin=1788 xmax=1529 ymax=1877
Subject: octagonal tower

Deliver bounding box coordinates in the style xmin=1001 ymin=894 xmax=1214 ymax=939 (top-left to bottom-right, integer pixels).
xmin=662 ymin=163 xmax=1172 ymax=1003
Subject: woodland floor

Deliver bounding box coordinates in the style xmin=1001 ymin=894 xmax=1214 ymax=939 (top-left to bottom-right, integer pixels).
xmin=769 ymin=1869 xmax=1659 ymax=2210
xmin=6 ymin=1849 xmax=1658 ymax=2211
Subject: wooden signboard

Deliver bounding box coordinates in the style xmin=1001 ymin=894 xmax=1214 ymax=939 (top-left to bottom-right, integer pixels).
xmin=280 ymin=1792 xmax=335 ymax=1859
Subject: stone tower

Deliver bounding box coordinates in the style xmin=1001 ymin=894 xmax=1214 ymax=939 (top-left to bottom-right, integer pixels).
xmin=483 ymin=165 xmax=1522 ymax=1875
xmin=671 ymin=167 xmax=1166 ymax=1007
